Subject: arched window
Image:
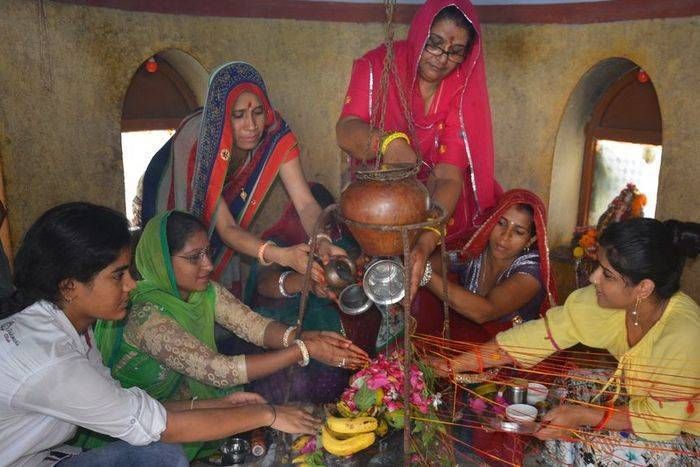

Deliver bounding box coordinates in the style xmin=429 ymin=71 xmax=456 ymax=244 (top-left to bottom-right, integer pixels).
xmin=120 ymin=51 xmax=206 ymax=225
xmin=577 ymin=68 xmax=662 ymax=226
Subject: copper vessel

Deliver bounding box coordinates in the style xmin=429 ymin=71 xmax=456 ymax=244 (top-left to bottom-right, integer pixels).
xmin=340 ymin=164 xmax=429 ymax=256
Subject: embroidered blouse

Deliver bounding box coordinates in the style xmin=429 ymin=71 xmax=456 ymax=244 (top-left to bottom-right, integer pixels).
xmin=123 ymin=282 xmax=272 ymax=391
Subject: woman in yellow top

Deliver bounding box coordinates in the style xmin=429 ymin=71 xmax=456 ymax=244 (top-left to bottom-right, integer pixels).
xmin=429 ymin=217 xmax=700 ymax=464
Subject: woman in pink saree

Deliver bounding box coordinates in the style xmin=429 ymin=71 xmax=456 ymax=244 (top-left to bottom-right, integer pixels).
xmin=336 ymin=0 xmax=501 ymax=295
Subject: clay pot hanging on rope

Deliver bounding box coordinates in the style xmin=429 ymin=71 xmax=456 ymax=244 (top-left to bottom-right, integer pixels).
xmin=340 ymin=163 xmax=429 ymax=256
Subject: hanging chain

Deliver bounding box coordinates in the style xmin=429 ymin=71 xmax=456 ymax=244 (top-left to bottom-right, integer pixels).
xmin=369 ymin=0 xmax=420 ymax=170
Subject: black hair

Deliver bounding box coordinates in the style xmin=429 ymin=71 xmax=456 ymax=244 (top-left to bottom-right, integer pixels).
xmin=0 ymin=202 xmax=131 ymax=319
xmin=433 ymin=6 xmax=477 ymax=53
xmin=515 ymin=203 xmax=536 ymax=236
xmin=166 ymin=211 xmax=207 ymax=255
xmin=598 ymin=217 xmax=700 ymax=299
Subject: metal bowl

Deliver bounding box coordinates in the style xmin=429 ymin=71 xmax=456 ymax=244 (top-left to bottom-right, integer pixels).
xmin=338 ymin=283 xmax=372 ymax=315
xmin=324 ymin=256 xmax=356 ymax=289
xmin=220 ymin=437 xmax=249 ymax=464
xmin=362 ymin=258 xmax=405 ymax=306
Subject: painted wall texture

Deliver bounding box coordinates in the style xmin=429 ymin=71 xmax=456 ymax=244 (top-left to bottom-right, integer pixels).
xmin=0 ymin=1 xmax=697 ymax=298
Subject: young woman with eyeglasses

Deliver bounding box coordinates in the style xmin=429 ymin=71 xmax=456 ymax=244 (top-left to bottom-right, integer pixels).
xmin=86 ymin=210 xmax=369 ymax=460
xmin=0 ymin=203 xmax=323 ymax=467
xmin=336 ymin=0 xmax=501 ymax=301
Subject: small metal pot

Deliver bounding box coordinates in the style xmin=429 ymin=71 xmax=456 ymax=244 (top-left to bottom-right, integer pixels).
xmin=220 ymin=437 xmax=249 ymax=464
xmin=362 ymin=258 xmax=405 ymax=306
xmin=338 ymin=283 xmax=372 ymax=315
xmin=324 ymin=255 xmax=356 ymax=289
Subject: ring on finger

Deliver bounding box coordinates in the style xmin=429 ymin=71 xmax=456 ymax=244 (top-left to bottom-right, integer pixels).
xmin=338 ymin=357 xmax=346 ymax=368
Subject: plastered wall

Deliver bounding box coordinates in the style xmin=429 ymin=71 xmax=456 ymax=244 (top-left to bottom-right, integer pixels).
xmin=0 ymin=1 xmax=697 ymax=298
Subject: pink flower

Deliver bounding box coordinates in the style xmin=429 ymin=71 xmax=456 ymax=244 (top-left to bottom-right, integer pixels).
xmin=299 ymin=436 xmax=317 ymax=454
xmin=469 ymin=397 xmax=487 ymax=415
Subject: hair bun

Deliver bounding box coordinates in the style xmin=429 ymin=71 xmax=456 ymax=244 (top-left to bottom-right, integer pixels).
xmin=664 ymin=220 xmax=700 ymax=260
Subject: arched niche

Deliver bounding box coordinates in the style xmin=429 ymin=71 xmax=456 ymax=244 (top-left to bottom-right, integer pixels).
xmin=120 ymin=49 xmax=208 ymax=224
xmin=547 ymin=58 xmax=643 ymax=247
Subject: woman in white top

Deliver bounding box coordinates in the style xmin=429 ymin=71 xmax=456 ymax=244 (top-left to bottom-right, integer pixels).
xmin=0 ymin=202 xmax=319 ymax=467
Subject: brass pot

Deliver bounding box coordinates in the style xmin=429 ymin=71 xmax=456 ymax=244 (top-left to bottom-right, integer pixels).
xmin=340 ymin=164 xmax=429 ymax=256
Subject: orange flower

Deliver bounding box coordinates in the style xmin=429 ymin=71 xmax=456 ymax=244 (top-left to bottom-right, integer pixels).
xmin=630 ymin=194 xmax=647 ymax=217
xmin=577 ymin=228 xmax=598 ymax=249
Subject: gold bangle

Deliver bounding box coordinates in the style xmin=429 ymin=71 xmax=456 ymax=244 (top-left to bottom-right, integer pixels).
xmin=422 ymin=225 xmax=443 ymax=245
xmin=380 ymin=131 xmax=410 ymax=155
xmin=257 ymin=240 xmax=276 ymax=266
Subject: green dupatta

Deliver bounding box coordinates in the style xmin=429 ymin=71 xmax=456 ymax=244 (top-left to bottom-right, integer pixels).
xmin=89 ymin=211 xmax=233 ymax=459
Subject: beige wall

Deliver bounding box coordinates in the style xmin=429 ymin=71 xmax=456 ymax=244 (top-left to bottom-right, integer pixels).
xmin=0 ymin=1 xmax=697 ymax=298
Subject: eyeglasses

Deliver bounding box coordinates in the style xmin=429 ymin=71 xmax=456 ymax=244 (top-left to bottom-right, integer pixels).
xmin=424 ymin=41 xmax=466 ymax=64
xmin=175 ymin=247 xmax=213 ymax=265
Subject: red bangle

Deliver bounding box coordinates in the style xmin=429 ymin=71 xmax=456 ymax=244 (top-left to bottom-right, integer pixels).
xmin=593 ymin=405 xmax=614 ymax=431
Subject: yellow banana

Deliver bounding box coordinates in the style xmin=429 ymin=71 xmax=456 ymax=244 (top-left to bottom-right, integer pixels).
xmin=321 ymin=425 xmax=375 ymax=457
xmin=291 ymin=434 xmax=312 ymax=453
xmin=374 ymin=417 xmax=389 ymax=437
xmin=326 ymin=415 xmax=378 ymax=434
xmin=336 ymin=400 xmax=356 ymax=418
xmin=291 ymin=454 xmax=309 ymax=464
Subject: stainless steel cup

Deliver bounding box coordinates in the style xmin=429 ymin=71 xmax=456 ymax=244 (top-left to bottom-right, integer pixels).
xmin=505 ymin=385 xmax=527 ymax=405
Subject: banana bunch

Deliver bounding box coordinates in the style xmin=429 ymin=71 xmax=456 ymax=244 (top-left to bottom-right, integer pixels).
xmin=321 ymin=415 xmax=378 ymax=457
xmin=326 ymin=415 xmax=377 ymax=434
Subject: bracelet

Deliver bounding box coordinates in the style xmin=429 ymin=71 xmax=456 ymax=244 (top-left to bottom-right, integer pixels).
xmin=278 ymin=271 xmax=298 ymax=298
xmin=422 ymin=225 xmax=443 ymax=245
xmin=282 ymin=325 xmax=297 ymax=348
xmin=294 ymin=339 xmax=310 ymax=367
xmin=593 ymin=405 xmax=614 ymax=431
xmin=315 ymin=233 xmax=333 ymax=244
xmin=257 ymin=240 xmax=276 ymax=266
xmin=380 ymin=131 xmax=410 ymax=155
xmin=190 ymin=396 xmax=198 ymax=410
xmin=267 ymin=404 xmax=277 ymax=427
xmin=419 ymin=260 xmax=433 ymax=287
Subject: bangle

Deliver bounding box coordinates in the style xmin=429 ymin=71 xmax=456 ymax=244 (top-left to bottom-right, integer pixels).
xmin=422 ymin=225 xmax=443 ymax=245
xmin=380 ymin=131 xmax=410 ymax=155
xmin=257 ymin=240 xmax=276 ymax=266
xmin=190 ymin=396 xmax=198 ymax=410
xmin=308 ymin=232 xmax=333 ymax=246
xmin=282 ymin=325 xmax=297 ymax=348
xmin=593 ymin=405 xmax=614 ymax=431
xmin=294 ymin=339 xmax=310 ymax=367
xmin=419 ymin=260 xmax=433 ymax=287
xmin=278 ymin=271 xmax=298 ymax=298
xmin=267 ymin=404 xmax=277 ymax=427
xmin=316 ymin=233 xmax=333 ymax=244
